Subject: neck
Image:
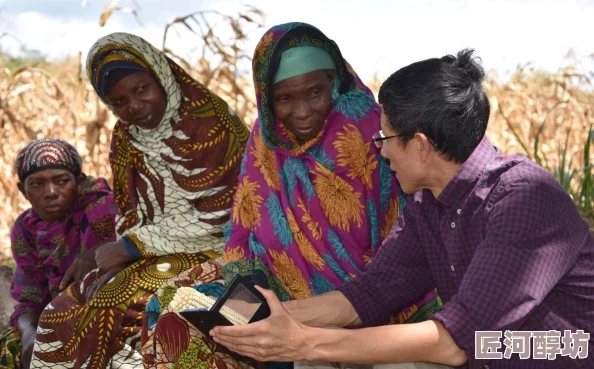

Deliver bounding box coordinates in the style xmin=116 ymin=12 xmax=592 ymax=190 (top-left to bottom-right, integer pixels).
xmin=425 ymin=160 xmax=463 ymax=199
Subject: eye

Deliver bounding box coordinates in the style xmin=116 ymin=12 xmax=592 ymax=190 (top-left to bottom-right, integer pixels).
xmin=112 ymin=98 xmax=125 ymax=108
xmin=136 ymin=85 xmax=148 ymax=94
xmin=57 ymin=178 xmax=71 ymax=185
xmin=310 ymin=89 xmax=321 ymax=97
xmin=277 ymin=95 xmax=290 ymax=103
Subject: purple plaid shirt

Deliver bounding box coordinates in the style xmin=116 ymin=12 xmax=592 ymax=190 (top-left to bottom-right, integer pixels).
xmin=339 ymin=138 xmax=594 ymax=369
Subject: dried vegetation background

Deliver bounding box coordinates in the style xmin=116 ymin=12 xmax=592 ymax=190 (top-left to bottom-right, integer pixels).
xmin=0 ymin=5 xmax=592 ymax=265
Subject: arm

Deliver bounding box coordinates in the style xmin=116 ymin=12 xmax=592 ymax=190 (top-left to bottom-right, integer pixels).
xmin=283 ymin=290 xmax=361 ymax=327
xmin=79 ymin=177 xmax=118 ymax=249
xmin=9 ymin=219 xmax=50 ymax=328
xmin=220 ymin=123 xmax=290 ymax=296
xmin=337 ymin=197 xmax=436 ymax=327
xmin=303 ymin=320 xmax=466 ymax=366
xmin=119 ymin=211 xmax=229 ymax=257
xmin=213 ymin=287 xmax=466 ymax=366
xmin=60 ymin=178 xmax=119 ymax=287
xmin=431 ymin=175 xmax=589 ymax=368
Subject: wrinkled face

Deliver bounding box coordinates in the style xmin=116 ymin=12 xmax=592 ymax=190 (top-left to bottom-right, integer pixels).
xmin=19 ymin=169 xmax=78 ymax=222
xmin=272 ymin=70 xmax=334 ymax=141
xmin=105 ymin=71 xmax=166 ymax=130
xmin=379 ymin=110 xmax=426 ymax=195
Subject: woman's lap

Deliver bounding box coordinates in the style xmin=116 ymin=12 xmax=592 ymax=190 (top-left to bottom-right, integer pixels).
xmin=28 ymin=253 xmax=243 ymax=369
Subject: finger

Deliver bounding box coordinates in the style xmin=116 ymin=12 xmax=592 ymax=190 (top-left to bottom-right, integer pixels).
xmin=86 ymin=284 xmax=96 ymax=302
xmin=60 ymin=265 xmax=76 ymax=290
xmin=73 ymin=269 xmax=84 ymax=283
xmin=212 ymin=335 xmax=264 ymax=359
xmin=211 ymin=320 xmax=267 ymax=338
xmin=86 ymin=279 xmax=102 ymax=302
xmin=254 ymin=286 xmax=284 ymax=312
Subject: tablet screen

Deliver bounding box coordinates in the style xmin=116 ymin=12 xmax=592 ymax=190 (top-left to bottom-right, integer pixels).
xmin=219 ymin=282 xmax=263 ymax=325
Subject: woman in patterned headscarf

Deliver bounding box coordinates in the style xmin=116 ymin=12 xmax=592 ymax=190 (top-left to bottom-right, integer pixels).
xmin=223 ymin=22 xmax=440 ymax=315
xmin=0 ymin=138 xmax=117 ymax=369
xmin=29 ymin=33 xmax=250 ymax=369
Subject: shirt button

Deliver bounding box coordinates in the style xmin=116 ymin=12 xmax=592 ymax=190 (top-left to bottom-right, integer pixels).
xmin=450 ymin=265 xmax=455 ymax=272
xmin=451 ymin=222 xmax=456 ymax=228
xmin=457 ymin=209 xmax=461 ymax=215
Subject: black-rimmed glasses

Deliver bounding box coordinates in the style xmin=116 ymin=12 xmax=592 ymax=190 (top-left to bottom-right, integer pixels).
xmin=372 ymin=130 xmax=399 ymax=149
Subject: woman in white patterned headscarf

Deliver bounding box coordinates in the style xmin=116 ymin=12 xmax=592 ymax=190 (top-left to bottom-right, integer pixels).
xmin=29 ymin=32 xmax=250 ymax=369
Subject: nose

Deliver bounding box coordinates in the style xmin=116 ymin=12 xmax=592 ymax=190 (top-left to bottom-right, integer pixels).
xmin=292 ymin=100 xmax=313 ymax=120
xmin=127 ymin=96 xmax=143 ymax=115
xmin=44 ymin=183 xmax=59 ymax=199
xmin=380 ymin=145 xmax=388 ymax=159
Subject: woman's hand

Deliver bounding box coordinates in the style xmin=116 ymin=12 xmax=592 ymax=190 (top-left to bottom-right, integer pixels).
xmin=211 ymin=286 xmax=312 ymax=362
xmin=95 ymin=241 xmax=134 ymax=274
xmin=85 ymin=263 xmax=129 ymax=302
xmin=60 ymin=248 xmax=97 ymax=290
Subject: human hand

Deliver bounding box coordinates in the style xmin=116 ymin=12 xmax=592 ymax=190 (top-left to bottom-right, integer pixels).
xmin=211 ymin=286 xmax=312 ymax=362
xmin=60 ymin=248 xmax=97 ymax=290
xmin=95 ymin=241 xmax=134 ymax=274
xmin=85 ymin=263 xmax=128 ymax=302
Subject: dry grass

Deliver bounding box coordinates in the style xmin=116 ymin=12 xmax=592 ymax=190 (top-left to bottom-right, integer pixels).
xmin=0 ymin=12 xmax=592 ymax=262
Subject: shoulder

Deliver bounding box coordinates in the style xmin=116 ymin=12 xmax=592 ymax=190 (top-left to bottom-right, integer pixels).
xmin=11 ymin=210 xmax=34 ymax=236
xmin=485 ymin=155 xmax=580 ymax=223
xmin=77 ymin=177 xmax=116 ymax=213
xmin=490 ymin=156 xmax=568 ymax=202
xmin=328 ymin=91 xmax=381 ymax=141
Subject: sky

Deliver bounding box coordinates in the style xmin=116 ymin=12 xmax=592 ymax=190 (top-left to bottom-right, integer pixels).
xmin=0 ymin=0 xmax=592 ymax=82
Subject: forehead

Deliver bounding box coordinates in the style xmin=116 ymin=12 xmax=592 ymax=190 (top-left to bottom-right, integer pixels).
xmin=105 ymin=71 xmax=155 ymax=98
xmin=272 ymin=70 xmax=330 ymax=95
xmin=26 ymin=168 xmax=73 ymax=182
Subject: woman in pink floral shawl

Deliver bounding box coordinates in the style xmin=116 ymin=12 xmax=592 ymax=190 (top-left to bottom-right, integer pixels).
xmin=223 ymin=22 xmax=440 ymax=319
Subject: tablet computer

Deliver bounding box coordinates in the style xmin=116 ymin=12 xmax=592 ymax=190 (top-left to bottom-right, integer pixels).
xmin=179 ymin=273 xmax=271 ymax=362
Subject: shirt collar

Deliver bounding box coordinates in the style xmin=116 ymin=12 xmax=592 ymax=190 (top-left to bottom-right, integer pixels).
xmin=436 ymin=136 xmax=497 ymax=208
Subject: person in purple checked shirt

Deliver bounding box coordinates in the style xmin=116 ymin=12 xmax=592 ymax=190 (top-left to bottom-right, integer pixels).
xmin=210 ymin=49 xmax=594 ymax=369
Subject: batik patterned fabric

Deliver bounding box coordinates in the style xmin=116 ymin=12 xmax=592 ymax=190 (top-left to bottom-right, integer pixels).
xmin=139 ymin=262 xmax=253 ymax=369
xmin=90 ymin=32 xmax=250 ymax=256
xmin=0 ymin=176 xmax=117 ymax=369
xmin=15 ymin=138 xmax=82 ymax=182
xmin=0 ymin=328 xmax=21 ymax=369
xmin=30 ymin=32 xmax=250 ymax=369
xmin=223 ymin=22 xmax=441 ymax=321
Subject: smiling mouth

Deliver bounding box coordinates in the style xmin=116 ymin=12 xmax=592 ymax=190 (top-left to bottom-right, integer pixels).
xmin=295 ymin=125 xmax=316 ymax=134
xmin=135 ymin=111 xmax=153 ymax=123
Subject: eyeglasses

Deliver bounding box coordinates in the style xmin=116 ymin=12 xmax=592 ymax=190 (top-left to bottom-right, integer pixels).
xmin=372 ymin=130 xmax=399 ymax=148
xmin=372 ymin=130 xmax=441 ymax=151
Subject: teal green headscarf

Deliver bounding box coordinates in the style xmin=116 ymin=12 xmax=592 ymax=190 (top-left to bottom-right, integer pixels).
xmin=273 ymin=46 xmax=336 ymax=84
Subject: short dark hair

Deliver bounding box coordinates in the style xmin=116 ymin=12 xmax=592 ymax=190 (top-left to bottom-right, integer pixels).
xmin=378 ymin=49 xmax=490 ymax=163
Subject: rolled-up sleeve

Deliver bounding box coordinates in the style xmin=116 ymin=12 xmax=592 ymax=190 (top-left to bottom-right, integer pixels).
xmin=432 ymin=176 xmax=588 ymax=368
xmin=339 ymin=200 xmax=435 ymax=327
